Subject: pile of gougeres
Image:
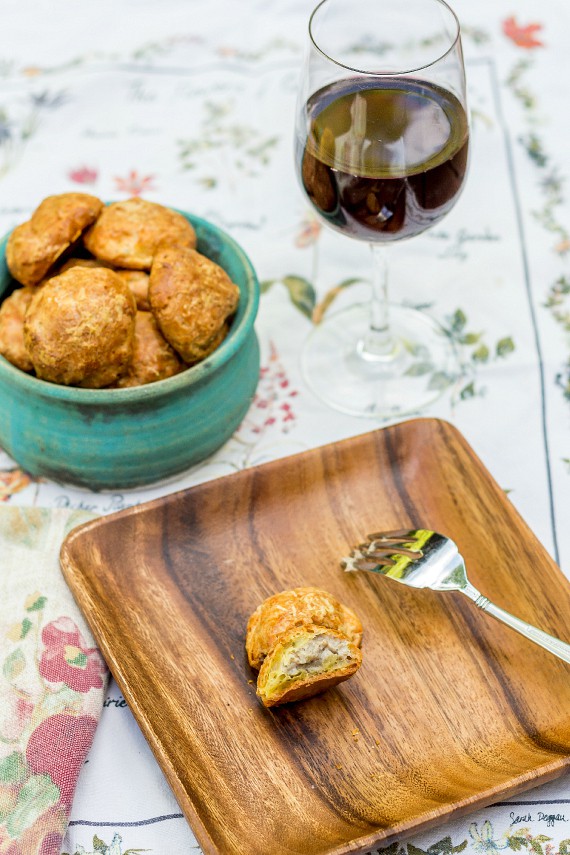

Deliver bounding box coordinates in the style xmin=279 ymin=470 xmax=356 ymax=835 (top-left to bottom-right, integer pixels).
xmin=0 ymin=194 xmax=240 ymax=388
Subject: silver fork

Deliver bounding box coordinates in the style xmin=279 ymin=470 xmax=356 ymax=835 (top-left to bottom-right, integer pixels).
xmin=341 ymin=529 xmax=570 ymax=664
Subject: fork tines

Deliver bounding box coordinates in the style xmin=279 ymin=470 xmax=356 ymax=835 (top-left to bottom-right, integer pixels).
xmin=341 ymin=546 xmax=398 ymax=572
xmin=342 ymin=529 xmax=424 ymax=573
xmin=366 ymin=530 xmax=417 ymax=542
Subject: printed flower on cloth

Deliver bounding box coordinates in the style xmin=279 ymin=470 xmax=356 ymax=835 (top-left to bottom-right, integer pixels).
xmin=0 ymin=508 xmax=108 ymax=855
xmin=39 ymin=617 xmax=106 ymax=694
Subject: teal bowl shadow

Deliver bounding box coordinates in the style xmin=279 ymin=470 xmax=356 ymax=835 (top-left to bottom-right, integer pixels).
xmin=0 ymin=211 xmax=260 ymax=490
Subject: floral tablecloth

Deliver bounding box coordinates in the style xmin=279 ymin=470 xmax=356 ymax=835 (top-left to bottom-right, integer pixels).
xmin=1 ymin=0 xmax=570 ymax=852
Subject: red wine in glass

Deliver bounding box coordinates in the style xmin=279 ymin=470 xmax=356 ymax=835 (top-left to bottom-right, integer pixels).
xmin=297 ymin=77 xmax=469 ymax=243
xmin=295 ymin=0 xmax=470 ymax=418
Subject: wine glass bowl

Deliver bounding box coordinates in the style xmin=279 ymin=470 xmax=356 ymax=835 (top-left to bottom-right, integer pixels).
xmin=295 ymin=0 xmax=469 ymax=418
xmin=299 ymin=80 xmax=469 ymax=243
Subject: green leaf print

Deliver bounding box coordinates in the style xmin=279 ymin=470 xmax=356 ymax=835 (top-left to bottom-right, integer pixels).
xmin=67 ymin=651 xmax=88 ymax=667
xmin=520 ymin=132 xmax=548 ymax=167
xmin=437 ymin=306 xmax=516 ymax=406
xmin=372 ymin=834 xmax=469 ymax=855
xmin=506 ymin=54 xmax=570 ymax=413
xmin=427 ymin=836 xmax=457 ymax=854
xmin=506 ymin=835 xmax=528 ymax=851
xmin=6 ymin=773 xmax=60 ymax=837
xmin=282 ymin=276 xmax=317 ymax=319
xmin=63 ymin=831 xmax=152 ymax=855
xmin=260 ymin=275 xmax=316 ymax=317
xmin=20 ymin=617 xmax=32 ymax=639
xmin=401 ymin=340 xmax=430 ymax=358
xmin=472 ymin=344 xmax=490 ymax=363
xmin=458 ymin=332 xmax=482 ymax=345
xmin=41 ymin=683 xmax=82 ymax=717
xmin=0 ymin=751 xmax=27 ymax=783
xmin=404 ymin=362 xmax=434 ymax=377
xmin=459 ymin=382 xmax=476 ymax=400
xmin=428 ymin=371 xmax=454 ymax=392
xmin=26 ymin=595 xmax=47 ymax=612
xmin=496 ymin=336 xmax=515 ymax=357
xmin=3 ymin=648 xmax=25 ymax=680
xmin=450 ymin=309 xmax=467 ymax=333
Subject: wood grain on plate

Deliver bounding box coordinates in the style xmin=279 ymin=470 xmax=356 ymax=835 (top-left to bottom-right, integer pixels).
xmin=60 ymin=418 xmax=570 ymax=855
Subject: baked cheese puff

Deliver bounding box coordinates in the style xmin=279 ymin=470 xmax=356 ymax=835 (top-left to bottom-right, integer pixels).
xmin=256 ymin=624 xmax=362 ymax=708
xmin=24 ymin=267 xmax=136 ymax=387
xmin=6 ymin=193 xmax=103 ymax=287
xmin=149 ymin=246 xmax=239 ymax=364
xmin=57 ymin=261 xmax=151 ymax=309
xmin=58 ymin=258 xmax=113 ymax=273
xmin=246 ymin=586 xmax=363 ymax=670
xmin=0 ymin=287 xmax=36 ymax=372
xmin=114 ymin=311 xmax=184 ymax=388
xmin=83 ymin=198 xmax=196 ymax=270
xmin=115 ymin=270 xmax=151 ymax=311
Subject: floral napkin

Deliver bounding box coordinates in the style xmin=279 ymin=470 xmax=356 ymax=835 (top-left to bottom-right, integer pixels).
xmin=0 ymin=507 xmax=108 ymax=855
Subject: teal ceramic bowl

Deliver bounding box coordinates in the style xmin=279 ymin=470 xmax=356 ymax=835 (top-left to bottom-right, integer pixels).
xmin=0 ymin=212 xmax=260 ymax=490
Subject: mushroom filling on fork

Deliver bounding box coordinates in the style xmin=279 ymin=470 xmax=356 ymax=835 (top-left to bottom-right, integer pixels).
xmin=341 ymin=528 xmax=570 ymax=665
xmin=341 ymin=529 xmax=435 ymax=579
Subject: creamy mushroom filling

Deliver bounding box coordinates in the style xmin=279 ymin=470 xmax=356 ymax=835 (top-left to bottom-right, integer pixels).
xmin=262 ymin=632 xmax=358 ymax=697
xmin=282 ymin=634 xmax=352 ymax=677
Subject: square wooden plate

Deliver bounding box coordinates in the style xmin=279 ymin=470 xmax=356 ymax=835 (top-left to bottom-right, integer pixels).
xmin=60 ymin=418 xmax=570 ymax=855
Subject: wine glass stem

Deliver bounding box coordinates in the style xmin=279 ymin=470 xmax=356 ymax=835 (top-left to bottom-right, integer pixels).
xmin=358 ymin=243 xmax=398 ymax=361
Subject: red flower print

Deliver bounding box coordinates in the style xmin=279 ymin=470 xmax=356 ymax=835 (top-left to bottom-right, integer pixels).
xmin=236 ymin=341 xmax=299 ymax=440
xmin=26 ymin=713 xmax=98 ymax=808
xmin=67 ymin=165 xmax=98 ymax=185
xmin=502 ymin=16 xmax=543 ymax=48
xmin=114 ymin=169 xmax=156 ymax=196
xmin=39 ymin=617 xmax=106 ymax=692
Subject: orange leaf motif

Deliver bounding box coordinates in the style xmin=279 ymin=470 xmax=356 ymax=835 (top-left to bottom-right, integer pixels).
xmin=502 ymin=16 xmax=544 ymax=48
xmin=22 ymin=66 xmax=43 ymax=77
xmin=0 ymin=469 xmax=33 ymax=501
xmin=114 ymin=170 xmax=156 ymax=197
xmin=295 ymin=218 xmax=322 ymax=248
xmin=555 ymin=238 xmax=570 ymax=255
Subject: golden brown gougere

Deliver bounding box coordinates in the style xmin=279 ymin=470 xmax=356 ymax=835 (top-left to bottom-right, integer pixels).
xmin=6 ymin=193 xmax=103 ymax=287
xmin=246 ymin=587 xmax=363 ymax=708
xmin=0 ymin=194 xmax=241 ymax=389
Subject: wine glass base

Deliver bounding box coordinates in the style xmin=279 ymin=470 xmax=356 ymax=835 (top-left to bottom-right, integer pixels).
xmin=301 ymin=303 xmax=458 ymax=419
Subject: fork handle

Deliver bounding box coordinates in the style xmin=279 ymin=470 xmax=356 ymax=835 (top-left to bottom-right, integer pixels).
xmin=461 ymin=586 xmax=570 ymax=664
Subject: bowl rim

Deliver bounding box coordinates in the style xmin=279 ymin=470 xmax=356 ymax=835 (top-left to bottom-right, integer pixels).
xmin=0 ymin=209 xmax=260 ymax=402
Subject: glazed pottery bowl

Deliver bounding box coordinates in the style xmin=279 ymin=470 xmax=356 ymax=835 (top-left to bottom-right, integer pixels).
xmin=0 ymin=211 xmax=260 ymax=490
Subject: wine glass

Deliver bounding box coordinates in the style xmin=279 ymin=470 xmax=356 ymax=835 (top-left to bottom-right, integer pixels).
xmin=295 ymin=0 xmax=469 ymax=418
